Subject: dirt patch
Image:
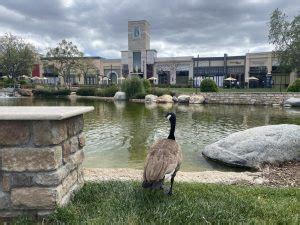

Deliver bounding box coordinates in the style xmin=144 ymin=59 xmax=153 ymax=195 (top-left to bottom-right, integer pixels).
xmin=261 ymin=161 xmax=299 ymax=187
xmin=84 ymin=168 xmax=264 ymax=185
xmin=84 ymin=162 xmax=299 ymax=187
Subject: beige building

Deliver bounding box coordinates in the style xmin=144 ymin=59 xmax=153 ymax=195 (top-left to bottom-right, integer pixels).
xmin=245 ymin=52 xmax=291 ymax=88
xmin=154 ymin=57 xmax=194 ymax=85
xmin=35 ymin=20 xmax=296 ymax=87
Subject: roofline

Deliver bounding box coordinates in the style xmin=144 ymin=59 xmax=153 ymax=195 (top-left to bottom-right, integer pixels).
xmin=193 ymin=56 xmax=245 ymax=60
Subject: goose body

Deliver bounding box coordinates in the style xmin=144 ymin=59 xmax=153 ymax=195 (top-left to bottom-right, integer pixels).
xmin=142 ymin=113 xmax=182 ymax=195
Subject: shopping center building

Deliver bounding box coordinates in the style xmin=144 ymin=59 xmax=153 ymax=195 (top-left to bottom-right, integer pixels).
xmin=30 ymin=20 xmax=295 ymax=87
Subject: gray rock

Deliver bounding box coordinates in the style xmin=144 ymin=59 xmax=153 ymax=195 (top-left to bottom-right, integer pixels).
xmin=114 ymin=91 xmax=126 ymax=101
xmin=17 ymin=89 xmax=32 ymax=96
xmin=202 ymin=124 xmax=300 ymax=169
xmin=285 ymin=98 xmax=300 ymax=107
xmin=172 ymin=96 xmax=178 ymax=103
xmin=0 ymin=191 xmax=10 ymax=209
xmin=178 ymin=95 xmax=190 ymax=104
xmin=189 ymin=95 xmax=205 ymax=104
xmin=145 ymin=94 xmax=158 ymax=103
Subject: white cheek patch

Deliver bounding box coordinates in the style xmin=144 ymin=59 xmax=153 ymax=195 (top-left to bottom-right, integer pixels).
xmin=167 ymin=115 xmax=171 ymax=120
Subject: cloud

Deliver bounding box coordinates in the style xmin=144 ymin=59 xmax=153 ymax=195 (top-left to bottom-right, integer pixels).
xmin=0 ymin=0 xmax=298 ymax=58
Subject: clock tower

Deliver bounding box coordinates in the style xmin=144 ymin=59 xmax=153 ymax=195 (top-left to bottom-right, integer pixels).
xmin=128 ymin=20 xmax=150 ymax=51
xmin=121 ymin=20 xmax=156 ymax=79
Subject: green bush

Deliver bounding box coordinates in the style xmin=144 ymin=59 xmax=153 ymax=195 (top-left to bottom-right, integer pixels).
xmin=143 ymin=79 xmax=151 ymax=92
xmin=76 ymin=87 xmax=96 ymax=96
xmin=121 ymin=77 xmax=144 ymax=99
xmin=19 ymin=80 xmax=27 ymax=85
xmin=200 ymin=78 xmax=218 ymax=92
xmin=287 ymin=78 xmax=300 ymax=92
xmin=0 ymin=78 xmax=14 ymax=88
xmin=33 ymin=88 xmax=71 ymax=97
xmin=148 ymin=87 xmax=176 ymax=96
xmin=95 ymin=85 xmax=119 ymax=97
xmin=133 ymin=92 xmax=147 ymax=99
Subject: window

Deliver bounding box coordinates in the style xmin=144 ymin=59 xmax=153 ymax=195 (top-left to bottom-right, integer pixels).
xmin=133 ymin=52 xmax=141 ymax=73
xmin=85 ymin=76 xmax=96 ymax=85
xmin=176 ymin=71 xmax=189 ymax=85
xmin=158 ymin=71 xmax=170 ymax=84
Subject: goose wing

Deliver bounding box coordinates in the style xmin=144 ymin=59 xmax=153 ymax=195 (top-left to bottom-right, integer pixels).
xmin=143 ymin=139 xmax=182 ymax=182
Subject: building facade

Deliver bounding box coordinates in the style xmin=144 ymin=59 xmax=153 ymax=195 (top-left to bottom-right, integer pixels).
xmin=193 ymin=54 xmax=245 ymax=87
xmin=15 ymin=19 xmax=296 ymax=87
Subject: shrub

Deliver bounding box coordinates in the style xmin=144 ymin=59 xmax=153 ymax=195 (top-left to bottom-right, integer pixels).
xmin=19 ymin=80 xmax=27 ymax=85
xmin=33 ymin=88 xmax=71 ymax=97
xmin=76 ymin=87 xmax=96 ymax=96
xmin=148 ymin=87 xmax=176 ymax=97
xmin=95 ymin=85 xmax=119 ymax=97
xmin=143 ymin=79 xmax=151 ymax=92
xmin=287 ymin=78 xmax=300 ymax=92
xmin=0 ymin=78 xmax=14 ymax=88
xmin=121 ymin=77 xmax=144 ymax=99
xmin=200 ymin=78 xmax=218 ymax=92
xmin=133 ymin=92 xmax=147 ymax=99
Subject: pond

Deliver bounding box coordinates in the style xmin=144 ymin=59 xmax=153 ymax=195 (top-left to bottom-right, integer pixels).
xmin=1 ymin=97 xmax=300 ymax=171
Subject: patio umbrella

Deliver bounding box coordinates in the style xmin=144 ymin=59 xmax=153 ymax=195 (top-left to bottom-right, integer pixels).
xmin=20 ymin=75 xmax=30 ymax=79
xmin=148 ymin=76 xmax=157 ymax=80
xmin=248 ymin=76 xmax=259 ymax=80
xmin=31 ymin=77 xmax=41 ymax=80
xmin=224 ymin=77 xmax=237 ymax=81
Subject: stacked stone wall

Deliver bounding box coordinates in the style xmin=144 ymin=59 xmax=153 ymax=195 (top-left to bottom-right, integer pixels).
xmin=201 ymin=93 xmax=300 ymax=105
xmin=0 ymin=115 xmax=85 ymax=219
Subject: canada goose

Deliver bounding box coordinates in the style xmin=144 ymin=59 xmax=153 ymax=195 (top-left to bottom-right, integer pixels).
xmin=142 ymin=112 xmax=182 ymax=195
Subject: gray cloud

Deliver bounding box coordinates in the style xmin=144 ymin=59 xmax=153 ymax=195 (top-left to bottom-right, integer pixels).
xmin=0 ymin=0 xmax=299 ymax=58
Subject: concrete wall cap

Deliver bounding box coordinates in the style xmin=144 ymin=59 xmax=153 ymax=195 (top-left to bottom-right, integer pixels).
xmin=0 ymin=106 xmax=94 ymax=120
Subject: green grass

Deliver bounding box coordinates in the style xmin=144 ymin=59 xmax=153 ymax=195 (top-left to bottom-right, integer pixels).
xmin=166 ymin=87 xmax=288 ymax=94
xmin=15 ymin=181 xmax=299 ymax=224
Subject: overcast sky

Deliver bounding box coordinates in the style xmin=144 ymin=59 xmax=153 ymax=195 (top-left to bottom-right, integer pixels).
xmin=0 ymin=0 xmax=299 ymax=59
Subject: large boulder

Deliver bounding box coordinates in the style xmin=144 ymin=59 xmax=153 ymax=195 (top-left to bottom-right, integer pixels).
xmin=157 ymin=94 xmax=173 ymax=103
xmin=17 ymin=89 xmax=32 ymax=97
xmin=114 ymin=91 xmax=126 ymax=101
xmin=189 ymin=94 xmax=205 ymax=104
xmin=285 ymin=98 xmax=300 ymax=107
xmin=145 ymin=94 xmax=158 ymax=103
xmin=202 ymin=124 xmax=300 ymax=169
xmin=178 ymin=95 xmax=190 ymax=104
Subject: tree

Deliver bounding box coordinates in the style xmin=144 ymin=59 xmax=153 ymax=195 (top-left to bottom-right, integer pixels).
xmin=76 ymin=58 xmax=98 ymax=84
xmin=0 ymin=33 xmax=37 ymax=79
xmin=268 ymin=9 xmax=300 ymax=72
xmin=44 ymin=39 xmax=83 ymax=85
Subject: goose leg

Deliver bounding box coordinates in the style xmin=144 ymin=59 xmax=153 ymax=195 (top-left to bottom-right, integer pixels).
xmin=167 ymin=172 xmax=177 ymax=196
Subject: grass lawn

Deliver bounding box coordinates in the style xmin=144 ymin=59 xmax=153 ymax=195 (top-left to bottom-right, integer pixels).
xmin=17 ymin=181 xmax=299 ymax=224
xmin=167 ymin=87 xmax=288 ymax=94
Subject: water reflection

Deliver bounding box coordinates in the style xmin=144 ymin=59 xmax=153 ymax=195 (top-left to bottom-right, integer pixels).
xmin=1 ymin=98 xmax=299 ymax=171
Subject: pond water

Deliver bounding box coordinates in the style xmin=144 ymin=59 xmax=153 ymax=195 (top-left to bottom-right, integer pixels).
xmin=1 ymin=97 xmax=300 ymax=172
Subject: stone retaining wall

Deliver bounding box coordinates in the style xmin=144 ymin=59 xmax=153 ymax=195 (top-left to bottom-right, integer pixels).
xmin=201 ymin=93 xmax=300 ymax=105
xmin=0 ymin=114 xmax=87 ymax=220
